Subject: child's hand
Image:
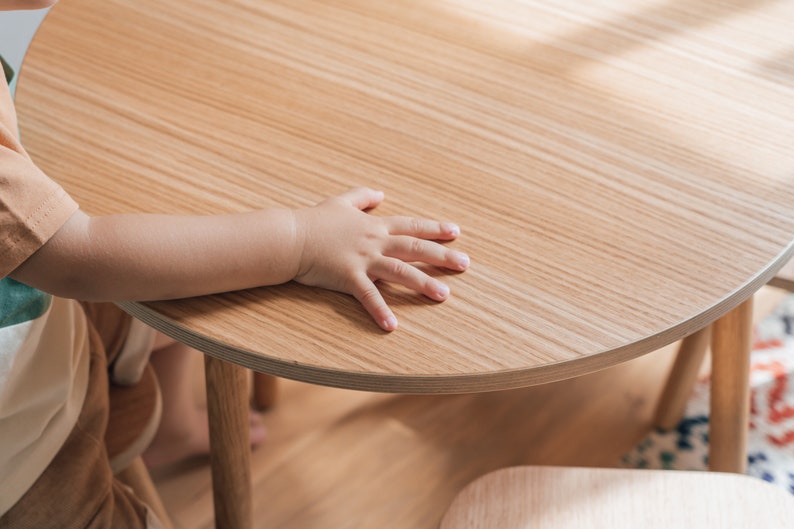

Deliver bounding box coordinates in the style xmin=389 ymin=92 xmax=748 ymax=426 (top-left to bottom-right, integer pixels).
xmin=293 ymin=187 xmax=470 ymax=331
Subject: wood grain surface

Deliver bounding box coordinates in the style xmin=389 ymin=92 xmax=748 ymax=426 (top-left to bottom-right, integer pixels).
xmin=709 ymin=297 xmax=753 ymax=473
xmin=152 ymin=341 xmax=679 ymax=529
xmin=16 ymin=0 xmax=794 ymax=392
xmin=440 ymin=466 xmax=794 ymax=527
xmin=147 ymin=288 xmax=791 ymax=529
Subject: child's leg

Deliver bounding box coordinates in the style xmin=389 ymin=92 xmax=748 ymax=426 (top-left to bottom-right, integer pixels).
xmin=143 ymin=334 xmax=267 ymax=468
xmin=0 ymin=313 xmax=154 ymax=529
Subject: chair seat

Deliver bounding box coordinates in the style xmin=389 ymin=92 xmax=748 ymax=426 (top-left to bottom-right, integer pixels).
xmin=105 ymin=363 xmax=161 ymax=474
xmin=440 ymin=466 xmax=794 ymax=528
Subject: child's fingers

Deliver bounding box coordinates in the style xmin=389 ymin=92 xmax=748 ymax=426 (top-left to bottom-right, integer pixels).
xmin=386 ymin=216 xmax=460 ymax=241
xmin=336 ymin=187 xmax=385 ymax=211
xmin=385 ymin=236 xmax=470 ymax=271
xmin=372 ymin=258 xmax=450 ymax=302
xmin=352 ymin=275 xmax=398 ymax=331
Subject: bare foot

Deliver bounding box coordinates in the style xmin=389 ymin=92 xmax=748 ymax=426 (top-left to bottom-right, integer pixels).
xmin=142 ymin=407 xmax=267 ymax=469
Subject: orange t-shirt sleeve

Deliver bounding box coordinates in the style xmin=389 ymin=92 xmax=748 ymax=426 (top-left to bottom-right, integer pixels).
xmin=0 ymin=83 xmax=79 ymax=278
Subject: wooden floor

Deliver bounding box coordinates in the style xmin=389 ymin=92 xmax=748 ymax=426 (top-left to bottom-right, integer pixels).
xmin=152 ymin=287 xmax=788 ymax=529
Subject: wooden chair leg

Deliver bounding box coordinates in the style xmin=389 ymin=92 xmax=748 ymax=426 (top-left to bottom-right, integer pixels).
xmin=252 ymin=372 xmax=279 ymax=411
xmin=709 ymin=298 xmax=753 ymax=473
xmin=117 ymin=457 xmax=176 ymax=529
xmin=653 ymin=326 xmax=711 ymax=430
xmin=206 ymin=356 xmax=253 ymax=529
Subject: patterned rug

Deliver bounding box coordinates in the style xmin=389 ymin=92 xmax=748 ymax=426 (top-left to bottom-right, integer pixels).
xmin=623 ymin=295 xmax=794 ymax=494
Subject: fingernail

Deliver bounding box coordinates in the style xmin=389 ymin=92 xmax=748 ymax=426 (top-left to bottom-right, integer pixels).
xmin=383 ymin=315 xmax=398 ymax=331
xmin=443 ymin=223 xmax=460 ymax=237
xmin=454 ymin=252 xmax=470 ymax=270
xmin=434 ymin=283 xmax=450 ymax=300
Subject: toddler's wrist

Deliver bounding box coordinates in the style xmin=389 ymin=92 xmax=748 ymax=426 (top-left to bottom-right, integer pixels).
xmin=286 ymin=207 xmax=310 ymax=282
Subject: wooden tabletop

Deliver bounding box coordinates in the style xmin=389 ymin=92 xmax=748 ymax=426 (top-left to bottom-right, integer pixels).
xmin=17 ymin=0 xmax=794 ymax=393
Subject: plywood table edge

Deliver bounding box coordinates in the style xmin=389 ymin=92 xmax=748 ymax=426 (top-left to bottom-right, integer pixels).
xmin=115 ymin=246 xmax=791 ymax=393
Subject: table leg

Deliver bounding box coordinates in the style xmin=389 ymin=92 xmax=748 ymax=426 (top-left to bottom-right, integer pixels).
xmin=654 ymin=326 xmax=711 ymax=430
xmin=252 ymin=372 xmax=279 ymax=411
xmin=709 ymin=297 xmax=753 ymax=473
xmin=205 ymin=356 xmax=253 ymax=529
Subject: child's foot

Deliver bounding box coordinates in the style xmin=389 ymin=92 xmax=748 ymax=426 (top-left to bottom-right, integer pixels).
xmin=142 ymin=407 xmax=267 ymax=469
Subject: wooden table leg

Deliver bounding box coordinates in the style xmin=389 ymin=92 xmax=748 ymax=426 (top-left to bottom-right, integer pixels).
xmin=252 ymin=372 xmax=279 ymax=411
xmin=654 ymin=326 xmax=711 ymax=430
xmin=709 ymin=297 xmax=753 ymax=473
xmin=205 ymin=356 xmax=253 ymax=529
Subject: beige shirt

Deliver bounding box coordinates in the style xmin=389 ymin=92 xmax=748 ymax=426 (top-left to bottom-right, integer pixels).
xmin=0 ymin=72 xmax=86 ymax=515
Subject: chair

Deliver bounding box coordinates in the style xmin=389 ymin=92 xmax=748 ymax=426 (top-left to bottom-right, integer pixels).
xmin=440 ymin=466 xmax=794 ymax=528
xmin=105 ymin=364 xmax=175 ymax=529
xmin=653 ymin=259 xmax=794 ymax=431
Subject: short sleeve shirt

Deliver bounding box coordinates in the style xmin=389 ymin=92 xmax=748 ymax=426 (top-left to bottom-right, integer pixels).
xmin=0 ymin=58 xmax=88 ymax=516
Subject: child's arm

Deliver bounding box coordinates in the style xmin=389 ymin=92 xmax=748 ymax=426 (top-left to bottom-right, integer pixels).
xmin=10 ymin=187 xmax=469 ymax=331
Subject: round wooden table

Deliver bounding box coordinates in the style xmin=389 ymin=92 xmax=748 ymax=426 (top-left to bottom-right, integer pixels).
xmin=16 ymin=0 xmax=794 ymax=527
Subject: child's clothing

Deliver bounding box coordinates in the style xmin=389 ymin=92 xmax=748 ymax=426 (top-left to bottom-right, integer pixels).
xmin=0 ymin=58 xmax=158 ymax=527
xmin=1 ymin=302 xmax=161 ymax=529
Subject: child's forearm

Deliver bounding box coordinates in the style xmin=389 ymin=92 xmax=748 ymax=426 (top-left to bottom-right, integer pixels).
xmin=11 ymin=187 xmax=469 ymax=331
xmin=11 ymin=208 xmax=302 ymax=301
